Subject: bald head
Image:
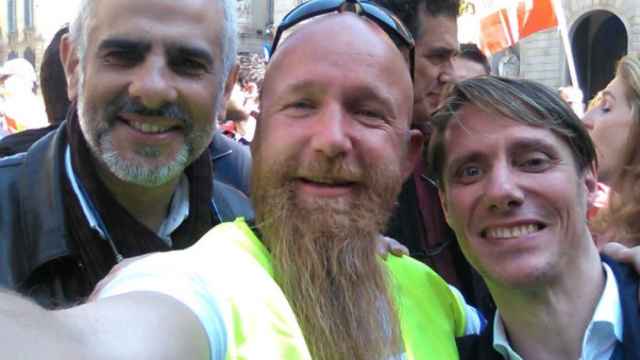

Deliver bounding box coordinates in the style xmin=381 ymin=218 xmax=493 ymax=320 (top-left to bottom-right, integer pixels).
xmin=261 ymin=13 xmax=414 ymax=130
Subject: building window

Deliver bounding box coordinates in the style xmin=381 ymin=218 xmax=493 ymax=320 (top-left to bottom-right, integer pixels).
xmin=8 ymin=0 xmax=17 ymax=34
xmin=24 ymin=0 xmax=34 ymax=29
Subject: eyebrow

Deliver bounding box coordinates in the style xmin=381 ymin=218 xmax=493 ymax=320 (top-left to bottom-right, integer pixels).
xmin=166 ymin=43 xmax=214 ymax=67
xmin=345 ymin=85 xmax=396 ymax=114
xmin=445 ymin=137 xmax=558 ymax=173
xmin=98 ymin=38 xmax=151 ymax=54
xmin=279 ymin=80 xmax=325 ymax=99
xmin=507 ymin=138 xmax=557 ymax=155
xmin=97 ymin=38 xmax=214 ymax=68
xmin=280 ymin=80 xmax=397 ymax=112
xmin=427 ymin=46 xmax=458 ymax=56
xmin=446 ymin=152 xmax=484 ymax=176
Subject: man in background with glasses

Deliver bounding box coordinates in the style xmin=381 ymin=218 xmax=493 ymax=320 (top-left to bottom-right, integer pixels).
xmin=0 ymin=1 xmax=483 ymax=359
xmin=376 ymin=0 xmax=497 ymax=318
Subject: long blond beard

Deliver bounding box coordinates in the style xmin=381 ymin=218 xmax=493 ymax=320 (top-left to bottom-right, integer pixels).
xmin=251 ymin=153 xmax=405 ymax=360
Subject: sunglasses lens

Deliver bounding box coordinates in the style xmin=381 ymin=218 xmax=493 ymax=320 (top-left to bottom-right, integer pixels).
xmin=280 ymin=0 xmax=343 ymax=29
xmin=360 ymin=2 xmax=413 ymax=45
xmin=273 ymin=0 xmax=414 ymax=59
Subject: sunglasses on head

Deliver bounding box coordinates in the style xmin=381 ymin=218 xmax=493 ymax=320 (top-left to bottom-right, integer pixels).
xmin=270 ymin=0 xmax=415 ymax=81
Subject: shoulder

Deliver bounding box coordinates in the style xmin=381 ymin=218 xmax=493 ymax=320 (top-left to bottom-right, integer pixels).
xmin=385 ymin=254 xmax=453 ymax=297
xmin=385 ymin=255 xmax=469 ymax=353
xmin=0 ymin=151 xmax=26 ymax=169
xmin=212 ymin=180 xmax=255 ymax=222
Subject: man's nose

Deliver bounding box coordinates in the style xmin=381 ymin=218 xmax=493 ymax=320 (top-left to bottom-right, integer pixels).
xmin=438 ymin=60 xmax=455 ymax=85
xmin=128 ymin=58 xmax=178 ymax=109
xmin=309 ymin=104 xmax=352 ymax=159
xmin=483 ymin=163 xmax=524 ymax=212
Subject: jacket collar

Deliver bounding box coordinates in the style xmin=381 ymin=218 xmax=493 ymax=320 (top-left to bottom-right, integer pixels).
xmin=210 ymin=130 xmax=234 ymax=161
xmin=16 ymin=122 xmax=73 ymax=285
xmin=602 ymin=256 xmax=640 ymax=359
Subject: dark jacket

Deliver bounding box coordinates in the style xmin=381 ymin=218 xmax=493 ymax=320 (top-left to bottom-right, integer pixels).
xmin=386 ymin=171 xmax=495 ymax=317
xmin=209 ymin=130 xmax=252 ymax=196
xmin=0 ymin=124 xmax=59 ymax=157
xmin=457 ymin=256 xmax=640 ymax=360
xmin=0 ymin=124 xmax=254 ymax=308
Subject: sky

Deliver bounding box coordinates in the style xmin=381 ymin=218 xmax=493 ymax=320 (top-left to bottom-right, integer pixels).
xmin=35 ymin=0 xmax=81 ymax=46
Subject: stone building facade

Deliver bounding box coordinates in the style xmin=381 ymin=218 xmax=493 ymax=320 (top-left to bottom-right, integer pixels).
xmin=0 ymin=0 xmax=43 ymax=67
xmin=237 ymin=0 xmax=303 ymax=54
xmin=497 ymin=0 xmax=639 ymax=102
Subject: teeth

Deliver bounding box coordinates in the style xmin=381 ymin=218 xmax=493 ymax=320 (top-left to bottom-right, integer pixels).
xmin=129 ymin=121 xmax=172 ymax=134
xmin=487 ymin=224 xmax=539 ymax=239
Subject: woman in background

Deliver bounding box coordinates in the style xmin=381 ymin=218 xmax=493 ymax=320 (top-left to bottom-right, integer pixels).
xmin=585 ymin=53 xmax=640 ymax=247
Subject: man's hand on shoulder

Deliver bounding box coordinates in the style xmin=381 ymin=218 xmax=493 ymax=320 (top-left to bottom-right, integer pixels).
xmin=602 ymin=242 xmax=640 ymax=272
xmin=377 ymin=235 xmax=409 ymax=259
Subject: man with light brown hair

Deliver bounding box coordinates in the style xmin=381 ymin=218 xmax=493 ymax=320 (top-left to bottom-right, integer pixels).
xmin=428 ymin=76 xmax=640 ymax=359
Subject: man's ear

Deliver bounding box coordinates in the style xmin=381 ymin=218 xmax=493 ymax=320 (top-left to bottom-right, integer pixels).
xmin=60 ymin=34 xmax=80 ymax=101
xmin=401 ymin=129 xmax=424 ymax=179
xmin=584 ymin=162 xmax=598 ymax=211
xmin=223 ymin=64 xmax=240 ymax=104
xmin=439 ymin=188 xmax=451 ymax=225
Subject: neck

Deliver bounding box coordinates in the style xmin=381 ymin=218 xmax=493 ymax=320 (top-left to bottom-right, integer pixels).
xmin=489 ymin=244 xmax=605 ymax=360
xmin=96 ymin=163 xmax=181 ymax=233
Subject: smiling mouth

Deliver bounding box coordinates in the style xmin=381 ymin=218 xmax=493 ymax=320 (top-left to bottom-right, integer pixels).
xmin=481 ymin=223 xmax=546 ymax=239
xmin=119 ymin=116 xmax=182 ymax=135
xmin=298 ymin=177 xmax=357 ymax=187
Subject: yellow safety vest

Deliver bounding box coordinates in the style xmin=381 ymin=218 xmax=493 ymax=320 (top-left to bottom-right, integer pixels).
xmin=204 ymin=218 xmax=465 ymax=360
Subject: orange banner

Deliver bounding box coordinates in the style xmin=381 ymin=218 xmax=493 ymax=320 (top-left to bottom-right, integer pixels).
xmin=478 ymin=0 xmax=558 ymax=55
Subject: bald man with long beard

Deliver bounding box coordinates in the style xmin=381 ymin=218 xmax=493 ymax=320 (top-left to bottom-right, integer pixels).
xmin=0 ymin=3 xmax=483 ymax=360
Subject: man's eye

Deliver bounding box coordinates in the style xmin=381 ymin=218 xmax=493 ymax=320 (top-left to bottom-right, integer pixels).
xmin=518 ymin=154 xmax=552 ymax=172
xmin=355 ymin=108 xmax=384 ymax=120
xmin=103 ymin=51 xmax=141 ymax=66
xmin=427 ymin=53 xmax=452 ymax=65
xmin=290 ymin=100 xmax=313 ymax=109
xmin=454 ymin=164 xmax=483 ymax=184
xmin=172 ymin=58 xmax=208 ymax=76
xmin=282 ymin=100 xmax=315 ymax=117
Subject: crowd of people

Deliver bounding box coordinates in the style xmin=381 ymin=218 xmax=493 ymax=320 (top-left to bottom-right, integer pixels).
xmin=0 ymin=0 xmax=639 ymax=359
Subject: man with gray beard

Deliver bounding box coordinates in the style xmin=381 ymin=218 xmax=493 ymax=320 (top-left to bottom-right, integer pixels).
xmin=0 ymin=0 xmax=252 ymax=309
xmin=0 ymin=1 xmax=483 ymax=359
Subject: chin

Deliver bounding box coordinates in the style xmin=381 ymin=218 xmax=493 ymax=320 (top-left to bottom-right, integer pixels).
xmin=484 ymin=259 xmax=556 ymax=289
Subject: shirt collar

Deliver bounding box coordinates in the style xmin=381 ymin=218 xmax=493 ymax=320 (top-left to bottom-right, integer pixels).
xmin=492 ymin=262 xmax=623 ymax=359
xmin=157 ymin=174 xmax=190 ymax=245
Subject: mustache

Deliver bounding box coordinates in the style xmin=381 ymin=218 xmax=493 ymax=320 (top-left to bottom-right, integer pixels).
xmin=103 ymin=95 xmax=192 ymax=127
xmin=293 ymin=159 xmax=363 ymax=183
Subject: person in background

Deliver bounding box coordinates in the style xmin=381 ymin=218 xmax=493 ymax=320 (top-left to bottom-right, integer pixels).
xmin=453 ymin=43 xmax=490 ymax=81
xmin=0 ymin=26 xmax=69 ymax=157
xmin=586 ymin=54 xmax=640 ymax=248
xmin=377 ymin=0 xmax=497 ymax=317
xmin=0 ymin=58 xmax=47 ymax=133
xmin=210 ymin=89 xmax=252 ymax=195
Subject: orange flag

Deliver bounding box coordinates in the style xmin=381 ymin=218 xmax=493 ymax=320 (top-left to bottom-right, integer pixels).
xmin=477 ymin=0 xmax=558 ymax=55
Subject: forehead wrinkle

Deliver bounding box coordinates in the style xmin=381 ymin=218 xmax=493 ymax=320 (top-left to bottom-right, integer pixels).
xmin=90 ymin=0 xmax=224 ymax=48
